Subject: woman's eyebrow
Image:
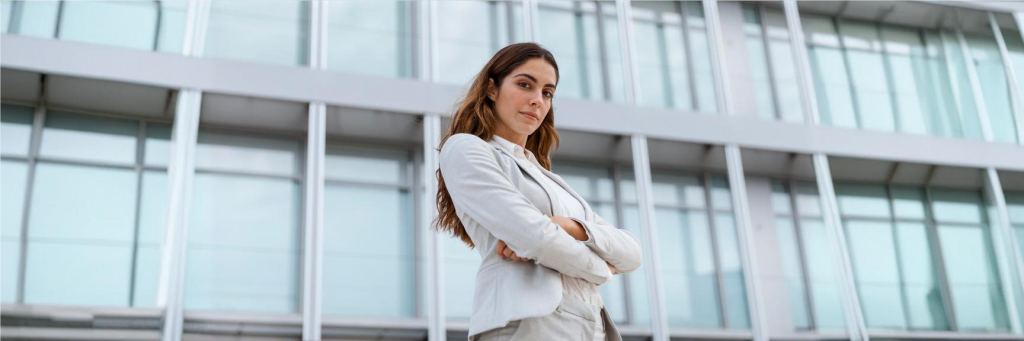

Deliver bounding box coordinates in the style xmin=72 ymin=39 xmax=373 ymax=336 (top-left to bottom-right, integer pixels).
xmin=513 ymin=73 xmax=556 ymax=89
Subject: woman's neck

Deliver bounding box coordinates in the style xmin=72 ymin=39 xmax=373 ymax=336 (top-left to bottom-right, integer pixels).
xmin=493 ymin=128 xmax=527 ymax=148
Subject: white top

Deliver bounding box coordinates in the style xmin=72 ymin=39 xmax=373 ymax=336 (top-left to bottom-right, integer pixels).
xmin=490 ymin=135 xmax=604 ymax=308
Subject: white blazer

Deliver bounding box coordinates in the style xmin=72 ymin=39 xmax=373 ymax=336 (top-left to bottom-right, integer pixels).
xmin=438 ymin=133 xmax=643 ymax=336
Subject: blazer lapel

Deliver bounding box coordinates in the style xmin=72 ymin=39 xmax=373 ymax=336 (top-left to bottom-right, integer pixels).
xmin=537 ymin=166 xmax=595 ymax=221
xmin=489 ymin=143 xmax=559 ymax=216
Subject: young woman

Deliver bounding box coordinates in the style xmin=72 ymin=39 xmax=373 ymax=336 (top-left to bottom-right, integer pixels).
xmin=435 ymin=42 xmax=643 ymax=341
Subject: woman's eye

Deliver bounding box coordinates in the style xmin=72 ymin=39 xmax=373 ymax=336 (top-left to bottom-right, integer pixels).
xmin=519 ymin=82 xmax=530 ymax=88
xmin=543 ymin=91 xmax=553 ymax=99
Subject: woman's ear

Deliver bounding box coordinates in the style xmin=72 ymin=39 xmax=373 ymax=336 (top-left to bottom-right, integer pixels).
xmin=487 ymin=78 xmax=498 ymax=102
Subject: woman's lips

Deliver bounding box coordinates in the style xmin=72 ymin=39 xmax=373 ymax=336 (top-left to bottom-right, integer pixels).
xmin=520 ymin=111 xmax=539 ymax=121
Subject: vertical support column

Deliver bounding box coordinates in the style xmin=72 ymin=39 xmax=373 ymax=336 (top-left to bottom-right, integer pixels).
xmin=956 ymin=29 xmax=996 ymax=142
xmin=615 ymin=0 xmax=640 ymax=105
xmin=159 ymin=2 xmax=208 ymax=341
xmin=724 ymin=145 xmax=768 ymax=341
xmin=301 ymin=104 xmax=326 ymax=341
xmin=301 ymin=3 xmax=328 ymax=341
xmin=418 ymin=2 xmax=444 ymax=341
xmin=703 ymin=1 xmax=732 ymax=116
xmin=984 ymin=168 xmax=1024 ymax=334
xmin=158 ymin=89 xmax=203 ymax=341
xmin=630 ymin=136 xmax=669 ymax=341
xmin=812 ymin=154 xmax=868 ymax=341
xmin=522 ymin=0 xmax=538 ymax=42
xmin=423 ymin=115 xmax=445 ymax=341
xmin=993 ymin=12 xmax=1024 ymax=145
xmin=782 ymin=1 xmax=820 ymax=125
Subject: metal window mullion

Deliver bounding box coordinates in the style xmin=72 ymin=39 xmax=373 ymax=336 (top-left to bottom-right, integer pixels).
xmin=811 ymin=154 xmax=868 ymax=341
xmin=53 ymin=0 xmax=64 ymax=39
xmin=300 ymin=103 xmax=326 ymax=341
xmin=938 ymin=31 xmax=968 ymax=138
xmin=757 ymin=4 xmax=783 ymax=120
xmin=983 ymin=168 xmax=1024 ymax=334
xmin=702 ymin=173 xmax=730 ymax=329
xmin=159 ymin=89 xmax=202 ymax=341
xmin=955 ymin=28 xmax=997 ymax=142
xmin=182 ymin=0 xmax=210 ymax=58
xmin=877 ymin=24 xmax=904 ymax=133
xmin=631 ymin=135 xmax=669 ymax=341
xmin=8 ymin=0 xmax=24 ymax=34
xmin=679 ymin=2 xmax=699 ymax=111
xmin=653 ymin=12 xmax=675 ymax=109
xmin=423 ymin=114 xmax=444 ymax=341
xmin=616 ymin=0 xmax=640 ymax=106
xmin=883 ymin=184 xmax=915 ymax=331
xmin=594 ymin=1 xmax=613 ymax=101
xmin=723 ymin=145 xmax=767 ymax=341
xmin=310 ymin=1 xmax=327 ymax=70
xmin=611 ymin=163 xmax=634 ymax=325
xmin=127 ymin=121 xmax=149 ymax=307
xmin=787 ymin=181 xmax=818 ymax=331
xmin=152 ymin=1 xmax=163 ymax=52
xmin=995 ymin=12 xmax=1024 ymax=145
xmin=783 ymin=1 xmax=822 ymax=125
xmin=15 ymin=102 xmax=48 ymax=304
xmin=703 ymin=1 xmax=732 ymax=116
xmin=833 ymin=18 xmax=865 ymax=130
xmin=921 ymin=186 xmax=959 ymax=331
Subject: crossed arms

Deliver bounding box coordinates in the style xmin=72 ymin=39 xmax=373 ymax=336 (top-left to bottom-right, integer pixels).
xmin=439 ymin=134 xmax=643 ymax=285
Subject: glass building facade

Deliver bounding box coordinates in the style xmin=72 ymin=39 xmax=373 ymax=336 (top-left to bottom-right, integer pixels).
xmin=4 ymin=1 xmax=1024 ymax=341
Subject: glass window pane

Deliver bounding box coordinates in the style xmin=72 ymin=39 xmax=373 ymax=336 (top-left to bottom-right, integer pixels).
xmin=657 ymin=208 xmax=721 ymax=328
xmin=323 ymin=183 xmax=414 ymax=318
xmin=808 ymin=46 xmax=858 ymax=128
xmin=1 ymin=104 xmax=34 ymax=157
xmin=930 ymin=189 xmax=984 ymax=224
xmin=844 ymin=220 xmax=907 ymax=329
xmin=144 ymin=123 xmax=172 ymax=167
xmin=438 ymin=1 xmax=523 ymax=86
xmin=651 ymin=172 xmax=704 ymax=208
xmin=770 ymin=181 xmax=793 ymax=215
xmin=632 ymin=1 xmax=693 ymax=111
xmin=25 ymin=163 xmax=138 ymax=306
xmin=133 ymin=170 xmax=168 ymax=307
xmin=835 ymin=184 xmax=892 ymax=219
xmin=204 ymin=1 xmax=309 ymax=67
xmin=327 ymin=1 xmax=413 ymax=78
xmin=1 ymin=160 xmax=28 ymax=303
xmin=939 ymin=224 xmax=1010 ymax=331
xmin=768 ymin=36 xmax=805 ymax=123
xmin=895 ymin=222 xmax=947 ymax=330
xmin=891 ymin=186 xmax=926 ymax=220
xmin=967 ymin=33 xmax=1019 ymax=144
xmin=1 ymin=1 xmax=11 ymax=33
xmin=59 ymin=1 xmax=163 ymax=52
xmin=185 ymin=173 xmax=301 ymax=313
xmin=444 ymin=236 xmax=479 ymax=320
xmin=7 ymin=0 xmax=60 ymax=38
xmin=942 ymin=30 xmax=986 ymax=140
xmin=556 ymin=164 xmax=615 ymax=202
xmin=715 ymin=213 xmax=749 ymax=329
xmin=40 ymin=111 xmax=138 ymax=164
xmin=1007 ymin=192 xmax=1024 ymax=224
xmin=709 ymin=176 xmax=732 ymax=210
xmin=793 ymin=182 xmax=822 ymax=217
xmin=538 ymin=1 xmax=626 ymax=103
xmin=324 ymin=146 xmax=408 ymax=185
xmin=800 ymin=219 xmax=846 ymax=329
xmin=623 ymin=205 xmax=652 ymax=326
xmin=776 ymin=217 xmax=811 ymax=329
xmin=195 ymin=131 xmax=301 ymax=177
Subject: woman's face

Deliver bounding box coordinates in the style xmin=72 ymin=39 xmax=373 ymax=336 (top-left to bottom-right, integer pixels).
xmin=488 ymin=58 xmax=557 ymax=143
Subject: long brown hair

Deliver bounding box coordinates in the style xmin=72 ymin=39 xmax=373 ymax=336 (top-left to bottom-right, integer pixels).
xmin=434 ymin=42 xmax=561 ymax=248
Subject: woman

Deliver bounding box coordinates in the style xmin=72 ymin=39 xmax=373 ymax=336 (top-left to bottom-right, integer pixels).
xmin=435 ymin=42 xmax=643 ymax=341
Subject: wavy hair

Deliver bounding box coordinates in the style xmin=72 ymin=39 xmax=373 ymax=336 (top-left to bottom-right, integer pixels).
xmin=433 ymin=42 xmax=560 ymax=248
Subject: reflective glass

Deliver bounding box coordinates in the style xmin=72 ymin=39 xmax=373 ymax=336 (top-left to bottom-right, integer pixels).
xmin=623 ymin=205 xmax=651 ymax=326
xmin=650 ymin=172 xmax=704 ymax=208
xmin=323 ymin=184 xmax=414 ymax=317
xmin=444 ymin=236 xmax=479 ymax=320
xmin=25 ymin=163 xmax=138 ymax=306
xmin=771 ymin=181 xmax=793 ymax=215
xmin=1007 ymin=192 xmax=1024 ymax=224
xmin=204 ymin=1 xmax=309 ymax=67
xmin=844 ymin=220 xmax=907 ymax=329
xmin=1 ymin=104 xmax=34 ymax=157
xmin=1 ymin=1 xmax=11 ymax=33
xmin=185 ymin=173 xmax=301 ymax=313
xmin=800 ymin=219 xmax=846 ymax=329
xmin=942 ymin=30 xmax=986 ymax=140
xmin=324 ymin=146 xmax=408 ymax=185
xmin=776 ymin=217 xmax=811 ymax=329
xmin=930 ymin=189 xmax=984 ymax=224
xmin=895 ymin=222 xmax=947 ymax=330
xmin=835 ymin=184 xmax=891 ymax=218
xmin=1004 ymin=29 xmax=1024 ymax=139
xmin=40 ymin=111 xmax=138 ymax=165
xmin=764 ymin=8 xmax=803 ymax=123
xmin=966 ymin=33 xmax=1019 ymax=144
xmin=890 ymin=186 xmax=926 ymax=220
xmin=133 ymin=171 xmax=168 ymax=307
xmin=58 ymin=1 xmax=188 ymax=53
xmin=709 ymin=176 xmax=732 ymax=210
xmin=1 ymin=160 xmax=28 ymax=303
xmin=438 ymin=1 xmax=523 ymax=86
xmin=195 ymin=131 xmax=301 ymax=177
xmin=657 ymin=208 xmax=721 ymax=328
xmin=4 ymin=0 xmax=59 ymax=38
xmin=327 ymin=1 xmax=413 ymax=78
xmin=538 ymin=1 xmax=626 ymax=103
xmin=939 ymin=224 xmax=1010 ymax=331
xmin=144 ymin=123 xmax=172 ymax=167
xmin=715 ymin=213 xmax=749 ymax=329
xmin=556 ymin=164 xmax=615 ymax=202
xmin=632 ymin=1 xmax=693 ymax=111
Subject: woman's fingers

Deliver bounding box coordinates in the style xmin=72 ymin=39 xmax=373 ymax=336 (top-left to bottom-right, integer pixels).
xmin=496 ymin=240 xmax=531 ymax=262
xmin=496 ymin=240 xmax=507 ymax=260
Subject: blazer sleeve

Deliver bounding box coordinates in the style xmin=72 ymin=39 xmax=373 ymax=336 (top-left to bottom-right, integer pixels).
xmin=570 ymin=213 xmax=643 ymax=274
xmin=439 ymin=134 xmax=612 ymax=285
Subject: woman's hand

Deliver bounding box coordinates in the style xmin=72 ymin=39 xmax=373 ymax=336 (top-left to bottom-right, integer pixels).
xmin=550 ymin=216 xmax=588 ymax=241
xmin=496 ymin=240 xmax=531 ymax=262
